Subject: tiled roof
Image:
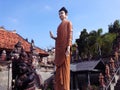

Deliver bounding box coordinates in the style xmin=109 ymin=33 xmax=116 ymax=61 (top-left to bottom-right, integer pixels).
xmin=0 ymin=28 xmax=48 ymax=56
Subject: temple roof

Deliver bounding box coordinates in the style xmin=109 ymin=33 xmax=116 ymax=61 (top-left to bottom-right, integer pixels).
xmin=0 ymin=27 xmax=48 ymax=56
xmin=70 ymin=60 xmax=105 ymax=72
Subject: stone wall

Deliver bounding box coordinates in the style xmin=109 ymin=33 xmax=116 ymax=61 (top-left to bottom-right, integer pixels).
xmin=0 ymin=66 xmax=12 ymax=90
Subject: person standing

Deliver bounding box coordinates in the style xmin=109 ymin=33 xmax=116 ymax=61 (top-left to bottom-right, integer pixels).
xmin=50 ymin=7 xmax=73 ymax=90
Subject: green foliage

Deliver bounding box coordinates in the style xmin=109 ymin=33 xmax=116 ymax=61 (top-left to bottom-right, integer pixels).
xmin=91 ymin=85 xmax=99 ymax=90
xmin=101 ymin=33 xmax=116 ymax=57
xmin=76 ymin=20 xmax=119 ymax=60
xmin=108 ymin=20 xmax=120 ymax=34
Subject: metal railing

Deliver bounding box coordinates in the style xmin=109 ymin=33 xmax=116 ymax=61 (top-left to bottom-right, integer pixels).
xmin=105 ymin=67 xmax=120 ymax=90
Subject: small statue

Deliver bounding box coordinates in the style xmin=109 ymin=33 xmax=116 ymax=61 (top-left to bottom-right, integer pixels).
xmin=30 ymin=39 xmax=36 ymax=53
xmin=1 ymin=50 xmax=6 ymax=61
xmin=99 ymin=73 xmax=106 ymax=89
xmin=105 ymin=64 xmax=111 ymax=85
xmin=109 ymin=57 xmax=116 ymax=76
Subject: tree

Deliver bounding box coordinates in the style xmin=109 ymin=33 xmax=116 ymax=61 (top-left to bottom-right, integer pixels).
xmin=101 ymin=33 xmax=116 ymax=57
xmin=76 ymin=29 xmax=103 ymax=60
xmin=76 ymin=28 xmax=116 ymax=60
xmin=108 ymin=20 xmax=120 ymax=34
xmin=76 ymin=29 xmax=89 ymax=59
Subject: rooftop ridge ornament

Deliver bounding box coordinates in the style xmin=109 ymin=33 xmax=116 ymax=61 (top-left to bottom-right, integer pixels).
xmin=0 ymin=26 xmax=5 ymax=30
xmin=15 ymin=41 xmax=22 ymax=48
xmin=30 ymin=39 xmax=36 ymax=54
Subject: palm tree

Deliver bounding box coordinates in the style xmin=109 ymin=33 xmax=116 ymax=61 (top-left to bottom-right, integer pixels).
xmin=76 ymin=28 xmax=116 ymax=60
xmin=101 ymin=33 xmax=116 ymax=57
xmin=109 ymin=20 xmax=120 ymax=34
xmin=76 ymin=29 xmax=89 ymax=59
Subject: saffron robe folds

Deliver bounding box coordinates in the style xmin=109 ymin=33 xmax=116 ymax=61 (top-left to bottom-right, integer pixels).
xmin=54 ymin=20 xmax=73 ymax=90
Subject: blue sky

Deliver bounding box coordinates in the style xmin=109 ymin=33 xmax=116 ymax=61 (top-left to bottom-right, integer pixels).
xmin=0 ymin=0 xmax=120 ymax=49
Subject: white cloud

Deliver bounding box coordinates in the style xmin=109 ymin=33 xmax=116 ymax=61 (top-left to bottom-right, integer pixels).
xmin=44 ymin=5 xmax=52 ymax=11
xmin=12 ymin=19 xmax=18 ymax=23
xmin=8 ymin=17 xmax=18 ymax=24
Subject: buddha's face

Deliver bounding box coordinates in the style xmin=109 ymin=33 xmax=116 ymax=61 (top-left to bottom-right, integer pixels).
xmin=59 ymin=11 xmax=67 ymax=21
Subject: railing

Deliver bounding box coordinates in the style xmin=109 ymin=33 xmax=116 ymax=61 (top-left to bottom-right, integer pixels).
xmin=105 ymin=67 xmax=120 ymax=90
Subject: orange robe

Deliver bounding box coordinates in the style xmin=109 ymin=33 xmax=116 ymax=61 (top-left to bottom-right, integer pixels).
xmin=54 ymin=20 xmax=72 ymax=90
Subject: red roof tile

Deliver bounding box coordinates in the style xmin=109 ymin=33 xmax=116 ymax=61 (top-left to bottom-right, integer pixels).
xmin=0 ymin=28 xmax=48 ymax=56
